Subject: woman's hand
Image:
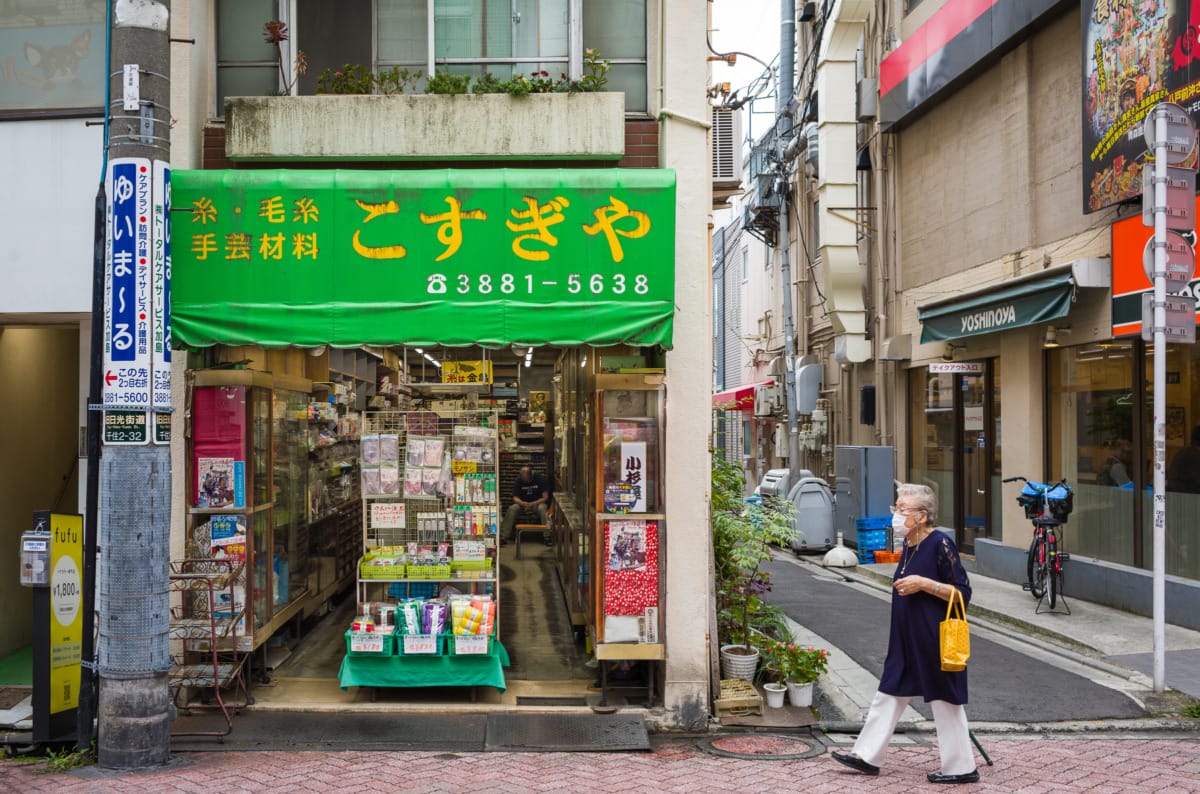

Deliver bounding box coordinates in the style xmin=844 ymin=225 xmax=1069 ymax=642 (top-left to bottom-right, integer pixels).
xmin=894 ymin=575 xmax=932 ymax=597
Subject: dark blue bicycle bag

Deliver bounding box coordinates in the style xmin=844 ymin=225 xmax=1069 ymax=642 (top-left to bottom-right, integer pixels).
xmin=1016 ymin=481 xmax=1046 ymax=518
xmin=1046 ymin=483 xmax=1073 ymax=521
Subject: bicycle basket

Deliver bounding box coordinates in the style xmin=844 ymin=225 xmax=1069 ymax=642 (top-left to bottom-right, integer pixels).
xmin=1046 ymin=483 xmax=1073 ymax=521
xmin=1016 ymin=482 xmax=1046 ymax=519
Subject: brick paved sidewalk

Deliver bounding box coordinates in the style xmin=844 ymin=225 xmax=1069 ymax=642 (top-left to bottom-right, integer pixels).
xmin=3 ymin=734 xmax=1198 ymax=793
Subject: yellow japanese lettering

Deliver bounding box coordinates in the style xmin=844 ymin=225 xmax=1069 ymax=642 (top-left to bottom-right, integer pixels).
xmin=259 ymin=232 xmax=285 ymax=259
xmin=293 ymin=196 xmax=320 ymax=224
xmin=224 ymin=233 xmax=252 ymax=260
xmin=582 ymin=195 xmax=651 ymax=263
xmin=190 ymin=197 xmax=217 ymax=226
xmin=419 ymin=196 xmax=487 ymax=262
xmin=352 ymin=199 xmax=407 ymax=259
xmin=506 ymin=196 xmax=569 ymax=262
xmin=191 ymin=233 xmax=217 ymax=260
xmin=259 ymin=196 xmax=285 ymax=223
xmin=292 ymin=232 xmax=318 ymax=259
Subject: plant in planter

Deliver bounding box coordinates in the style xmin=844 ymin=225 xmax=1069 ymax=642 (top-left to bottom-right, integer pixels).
xmin=425 ymin=71 xmax=472 ymax=95
xmin=712 ymin=457 xmax=797 ymax=679
xmin=263 ymin=20 xmax=307 ymax=95
xmin=316 ymin=63 xmax=376 ymax=95
xmin=764 ymin=641 xmax=829 ymax=707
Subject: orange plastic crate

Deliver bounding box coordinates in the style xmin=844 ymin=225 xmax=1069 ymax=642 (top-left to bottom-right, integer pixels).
xmin=873 ymin=550 xmax=901 ymax=564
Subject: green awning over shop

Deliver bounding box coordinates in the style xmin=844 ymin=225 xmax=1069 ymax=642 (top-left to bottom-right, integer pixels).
xmin=918 ymin=271 xmax=1075 ymax=343
xmin=170 ymin=169 xmax=676 ymax=349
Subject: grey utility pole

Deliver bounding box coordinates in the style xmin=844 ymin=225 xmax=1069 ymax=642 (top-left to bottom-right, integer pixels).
xmin=776 ymin=0 xmax=802 ymax=468
xmin=96 ymin=0 xmax=173 ymax=767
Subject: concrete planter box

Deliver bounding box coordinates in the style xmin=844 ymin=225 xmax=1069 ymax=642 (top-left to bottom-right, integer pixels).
xmin=224 ymin=92 xmax=625 ymax=162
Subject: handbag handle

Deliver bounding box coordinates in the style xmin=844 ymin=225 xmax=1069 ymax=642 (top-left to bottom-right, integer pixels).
xmin=943 ymin=587 xmax=965 ymax=621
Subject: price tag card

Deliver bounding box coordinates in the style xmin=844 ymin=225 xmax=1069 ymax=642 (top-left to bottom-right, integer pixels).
xmin=454 ymin=635 xmax=490 ymax=655
xmin=350 ymin=633 xmax=385 ymax=654
xmin=403 ymin=634 xmax=438 ymax=654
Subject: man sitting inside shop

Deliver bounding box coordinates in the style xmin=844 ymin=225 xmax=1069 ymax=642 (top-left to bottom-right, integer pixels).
xmin=501 ymin=466 xmax=549 ymax=544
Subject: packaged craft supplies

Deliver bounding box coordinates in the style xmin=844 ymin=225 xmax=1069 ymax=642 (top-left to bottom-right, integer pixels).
xmin=449 ymin=594 xmax=495 ymax=636
xmin=395 ymin=598 xmax=448 ymax=636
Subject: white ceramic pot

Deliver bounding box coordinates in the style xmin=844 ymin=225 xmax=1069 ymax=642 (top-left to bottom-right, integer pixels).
xmin=787 ymin=680 xmax=814 ymax=707
xmin=763 ymin=682 xmax=787 ymax=708
xmin=719 ymin=645 xmax=760 ymax=680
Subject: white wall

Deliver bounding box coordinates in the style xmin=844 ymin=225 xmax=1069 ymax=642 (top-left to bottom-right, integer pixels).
xmin=0 ymin=120 xmax=104 ymax=313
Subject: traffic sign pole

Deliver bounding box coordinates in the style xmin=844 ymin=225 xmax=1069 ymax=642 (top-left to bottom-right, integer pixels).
xmin=1143 ymin=102 xmax=1196 ymax=694
xmin=1152 ymin=108 xmax=1167 ymax=694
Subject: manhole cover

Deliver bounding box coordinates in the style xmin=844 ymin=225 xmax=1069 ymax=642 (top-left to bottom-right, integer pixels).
xmin=698 ymin=733 xmax=824 ymax=760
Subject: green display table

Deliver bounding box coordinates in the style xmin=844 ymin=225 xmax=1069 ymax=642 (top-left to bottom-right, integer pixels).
xmin=338 ymin=641 xmax=510 ymax=692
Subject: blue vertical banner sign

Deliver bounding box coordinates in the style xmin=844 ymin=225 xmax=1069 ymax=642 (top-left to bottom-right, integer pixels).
xmin=152 ymin=160 xmax=172 ymax=444
xmin=104 ymin=157 xmax=153 ymax=445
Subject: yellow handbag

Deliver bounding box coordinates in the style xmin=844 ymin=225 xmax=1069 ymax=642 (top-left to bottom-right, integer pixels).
xmin=939 ymin=587 xmax=970 ymax=672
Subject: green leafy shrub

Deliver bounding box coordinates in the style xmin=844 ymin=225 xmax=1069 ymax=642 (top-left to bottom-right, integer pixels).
xmin=316 ymin=63 xmax=375 ymax=94
xmin=712 ymin=458 xmax=797 ymax=653
xmin=471 ymin=72 xmax=505 ymax=94
xmin=375 ymin=66 xmax=422 ymax=95
xmin=425 ymin=71 xmax=471 ymax=95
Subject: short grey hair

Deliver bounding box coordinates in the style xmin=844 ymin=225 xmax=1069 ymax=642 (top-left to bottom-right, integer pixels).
xmin=896 ymin=483 xmax=937 ymax=523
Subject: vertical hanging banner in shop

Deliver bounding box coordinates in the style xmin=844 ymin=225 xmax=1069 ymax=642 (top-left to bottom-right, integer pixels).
xmin=602 ymin=520 xmax=660 ymax=643
xmin=152 ymin=159 xmax=172 ymax=443
xmin=103 ymin=157 xmax=153 ymax=444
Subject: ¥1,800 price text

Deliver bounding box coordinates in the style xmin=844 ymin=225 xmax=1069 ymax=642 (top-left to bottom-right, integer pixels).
xmin=427 ymin=273 xmax=650 ymax=296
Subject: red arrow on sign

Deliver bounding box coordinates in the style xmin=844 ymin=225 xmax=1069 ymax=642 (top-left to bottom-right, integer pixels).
xmin=105 ymin=371 xmax=118 ymax=386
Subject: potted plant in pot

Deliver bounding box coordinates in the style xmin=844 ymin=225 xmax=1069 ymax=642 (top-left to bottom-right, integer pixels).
xmin=712 ymin=458 xmax=798 ymax=680
xmin=764 ymin=640 xmax=830 ymax=707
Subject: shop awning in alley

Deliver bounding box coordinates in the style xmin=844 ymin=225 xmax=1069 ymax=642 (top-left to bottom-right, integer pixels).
xmin=917 ymin=261 xmax=1109 ymax=343
xmin=170 ymin=169 xmax=676 ymax=349
xmin=712 ymin=380 xmax=774 ymax=411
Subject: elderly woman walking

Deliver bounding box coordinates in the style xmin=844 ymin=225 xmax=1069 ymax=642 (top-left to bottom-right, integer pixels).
xmin=831 ymin=483 xmax=979 ymax=784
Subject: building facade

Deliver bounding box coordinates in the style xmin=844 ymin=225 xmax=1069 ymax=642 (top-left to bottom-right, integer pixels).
xmin=719 ymin=0 xmax=1199 ymax=626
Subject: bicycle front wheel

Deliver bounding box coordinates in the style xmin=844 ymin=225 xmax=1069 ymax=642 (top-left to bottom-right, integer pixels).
xmin=1026 ymin=536 xmax=1046 ymax=598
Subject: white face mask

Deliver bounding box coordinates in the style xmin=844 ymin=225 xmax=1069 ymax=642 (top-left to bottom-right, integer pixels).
xmin=892 ymin=510 xmax=911 ymax=539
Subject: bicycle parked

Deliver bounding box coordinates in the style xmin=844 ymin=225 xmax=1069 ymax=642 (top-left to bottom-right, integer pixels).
xmin=1002 ymin=476 xmax=1074 ymax=612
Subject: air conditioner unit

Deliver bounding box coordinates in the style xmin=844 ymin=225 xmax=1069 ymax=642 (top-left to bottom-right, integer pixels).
xmin=754 ymin=383 xmax=783 ymax=416
xmin=711 ymin=107 xmax=740 ymax=180
xmin=857 ymin=78 xmax=878 ymax=121
xmin=712 ymin=106 xmax=743 ymax=207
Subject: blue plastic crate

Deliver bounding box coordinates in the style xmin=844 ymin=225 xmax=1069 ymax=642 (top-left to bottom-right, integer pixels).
xmin=856 ymin=550 xmax=877 ymax=564
xmin=855 ymin=515 xmax=891 ymax=531
xmin=857 ymin=528 xmax=888 ymax=552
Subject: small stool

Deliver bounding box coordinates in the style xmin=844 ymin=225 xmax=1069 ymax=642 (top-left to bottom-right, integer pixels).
xmin=514 ymin=521 xmax=548 ymax=559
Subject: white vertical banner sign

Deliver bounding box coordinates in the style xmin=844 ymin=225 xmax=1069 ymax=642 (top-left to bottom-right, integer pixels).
xmin=620 ymin=441 xmax=648 ymax=512
xmin=152 ymin=160 xmax=171 ymax=444
xmin=103 ymin=157 xmax=153 ymax=445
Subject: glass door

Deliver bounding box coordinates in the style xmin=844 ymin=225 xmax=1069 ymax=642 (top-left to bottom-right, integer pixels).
xmin=909 ymin=360 xmax=1000 ymax=554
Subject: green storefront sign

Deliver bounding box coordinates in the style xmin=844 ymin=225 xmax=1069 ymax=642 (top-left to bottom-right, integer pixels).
xmin=171 ymin=169 xmax=676 ymax=349
xmin=918 ymin=272 xmax=1075 ymax=343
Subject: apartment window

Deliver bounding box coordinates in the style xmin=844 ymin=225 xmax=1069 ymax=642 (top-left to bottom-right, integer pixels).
xmin=2 ymin=0 xmax=107 ymax=116
xmin=216 ymin=0 xmax=281 ymax=113
xmin=219 ymin=1 xmax=647 ymax=113
xmin=742 ymin=247 xmax=749 ymax=282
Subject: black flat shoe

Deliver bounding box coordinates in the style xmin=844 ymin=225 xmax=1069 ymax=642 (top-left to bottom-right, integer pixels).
xmin=927 ymin=770 xmax=980 ymax=784
xmin=831 ymin=751 xmax=880 ymax=776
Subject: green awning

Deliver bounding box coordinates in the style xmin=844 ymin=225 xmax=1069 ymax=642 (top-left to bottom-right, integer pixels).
xmin=918 ymin=271 xmax=1075 ymax=343
xmin=170 ymin=168 xmax=676 ymax=349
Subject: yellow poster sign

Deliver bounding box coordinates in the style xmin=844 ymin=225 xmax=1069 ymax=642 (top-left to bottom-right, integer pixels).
xmin=442 ymin=360 xmax=493 ymax=384
xmin=48 ymin=514 xmax=83 ymax=715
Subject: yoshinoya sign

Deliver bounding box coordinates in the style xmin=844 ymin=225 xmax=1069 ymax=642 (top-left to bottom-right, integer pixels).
xmin=917 ymin=271 xmax=1075 ymax=343
xmin=958 ymin=304 xmax=1017 ymax=335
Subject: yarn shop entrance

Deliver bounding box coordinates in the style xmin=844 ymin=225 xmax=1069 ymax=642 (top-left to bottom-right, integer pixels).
xmin=169 ymin=168 xmax=675 ymax=715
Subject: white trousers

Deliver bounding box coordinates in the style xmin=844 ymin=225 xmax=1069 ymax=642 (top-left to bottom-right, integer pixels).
xmin=851 ymin=691 xmax=975 ymax=775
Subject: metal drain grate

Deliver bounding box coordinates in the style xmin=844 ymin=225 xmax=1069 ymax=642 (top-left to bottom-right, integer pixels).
xmin=485 ymin=713 xmax=650 ymax=752
xmin=515 ymin=696 xmax=589 ymax=707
